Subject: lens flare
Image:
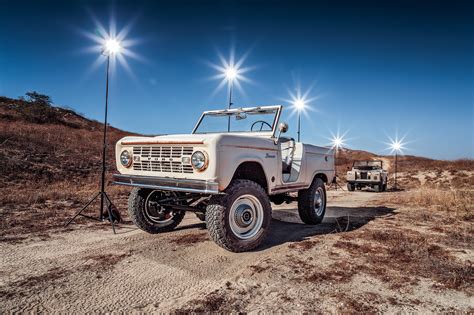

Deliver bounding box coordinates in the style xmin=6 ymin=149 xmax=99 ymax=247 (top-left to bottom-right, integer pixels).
xmin=283 ymin=83 xmax=320 ymax=118
xmin=385 ymin=135 xmax=407 ymax=154
xmin=79 ymin=12 xmax=143 ymax=80
xmin=207 ymin=47 xmax=254 ymax=100
xmin=392 ymin=141 xmax=401 ymax=151
xmin=293 ymin=98 xmax=306 ymax=110
xmin=104 ymin=38 xmax=121 ymax=55
xmin=326 ymin=129 xmax=349 ymax=151
xmin=332 ymin=136 xmax=344 ymax=149
xmin=225 ymin=66 xmax=238 ymax=81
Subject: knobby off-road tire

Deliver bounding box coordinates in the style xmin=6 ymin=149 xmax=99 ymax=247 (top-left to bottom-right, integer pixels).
xmin=298 ymin=177 xmax=327 ymax=225
xmin=128 ymin=188 xmax=185 ymax=234
xmin=206 ymin=179 xmax=272 ymax=252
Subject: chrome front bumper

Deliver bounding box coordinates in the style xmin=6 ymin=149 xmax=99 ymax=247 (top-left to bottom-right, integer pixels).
xmin=347 ymin=180 xmax=381 ymax=185
xmin=113 ymin=174 xmax=221 ymax=194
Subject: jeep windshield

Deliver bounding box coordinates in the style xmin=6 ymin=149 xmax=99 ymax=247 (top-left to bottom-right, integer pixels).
xmin=192 ymin=106 xmax=281 ymax=135
xmin=353 ymin=161 xmax=383 ymax=170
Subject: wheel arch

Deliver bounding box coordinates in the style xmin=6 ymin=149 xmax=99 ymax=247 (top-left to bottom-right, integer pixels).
xmin=228 ymin=161 xmax=269 ymax=192
xmin=313 ymin=172 xmax=329 ymax=184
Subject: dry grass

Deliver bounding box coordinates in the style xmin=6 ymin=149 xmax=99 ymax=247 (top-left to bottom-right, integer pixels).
xmin=288 ymin=239 xmax=319 ymax=251
xmin=0 ymin=267 xmax=71 ymax=299
xmin=82 ymin=253 xmax=129 ymax=272
xmin=174 ymin=289 xmax=242 ymax=313
xmin=395 ymin=156 xmax=474 ymax=172
xmin=336 ymin=226 xmax=474 ymax=293
xmin=383 ymin=188 xmax=473 ymax=221
xmin=0 ymin=182 xmax=130 ymax=241
xmin=0 ymin=97 xmax=134 ymax=241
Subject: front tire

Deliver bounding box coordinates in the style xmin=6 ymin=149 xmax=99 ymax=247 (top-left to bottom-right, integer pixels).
xmin=128 ymin=188 xmax=185 ymax=234
xmin=298 ymin=178 xmax=327 ymax=225
xmin=347 ymin=183 xmax=355 ymax=191
xmin=206 ymin=180 xmax=272 ymax=252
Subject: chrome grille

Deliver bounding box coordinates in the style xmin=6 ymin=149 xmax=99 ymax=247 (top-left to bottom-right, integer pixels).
xmin=132 ymin=146 xmax=194 ymax=174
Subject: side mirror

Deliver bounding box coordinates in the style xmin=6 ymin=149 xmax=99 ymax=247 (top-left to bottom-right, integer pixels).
xmin=274 ymin=122 xmax=289 ymax=144
xmin=279 ymin=122 xmax=288 ymax=133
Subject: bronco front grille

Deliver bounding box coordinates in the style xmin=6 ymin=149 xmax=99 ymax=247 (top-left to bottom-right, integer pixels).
xmin=360 ymin=172 xmax=368 ymax=180
xmin=132 ymin=146 xmax=194 ymax=174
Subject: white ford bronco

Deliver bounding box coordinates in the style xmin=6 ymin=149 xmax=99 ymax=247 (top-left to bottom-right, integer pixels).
xmin=114 ymin=105 xmax=335 ymax=252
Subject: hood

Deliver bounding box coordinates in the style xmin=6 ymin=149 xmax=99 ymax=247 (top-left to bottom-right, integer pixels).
xmin=119 ymin=132 xmax=276 ymax=146
xmin=119 ymin=134 xmax=214 ymax=145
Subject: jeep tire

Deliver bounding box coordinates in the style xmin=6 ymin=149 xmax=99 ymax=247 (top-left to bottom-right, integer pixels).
xmin=298 ymin=177 xmax=327 ymax=225
xmin=128 ymin=188 xmax=185 ymax=234
xmin=206 ymin=179 xmax=272 ymax=252
xmin=347 ymin=183 xmax=355 ymax=191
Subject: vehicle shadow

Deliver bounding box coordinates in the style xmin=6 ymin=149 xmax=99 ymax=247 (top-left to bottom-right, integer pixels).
xmin=175 ymin=222 xmax=207 ymax=232
xmin=258 ymin=205 xmax=396 ymax=251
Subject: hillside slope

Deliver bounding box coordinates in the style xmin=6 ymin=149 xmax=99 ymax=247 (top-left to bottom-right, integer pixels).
xmin=0 ymin=96 xmax=132 ymax=184
xmin=0 ymin=96 xmax=134 ymax=238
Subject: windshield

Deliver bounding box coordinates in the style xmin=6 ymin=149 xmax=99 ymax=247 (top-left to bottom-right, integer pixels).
xmin=193 ymin=107 xmax=279 ymax=134
xmin=353 ymin=161 xmax=383 ymax=170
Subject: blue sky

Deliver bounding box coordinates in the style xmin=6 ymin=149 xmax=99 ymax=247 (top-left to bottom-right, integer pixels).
xmin=0 ymin=0 xmax=472 ymax=159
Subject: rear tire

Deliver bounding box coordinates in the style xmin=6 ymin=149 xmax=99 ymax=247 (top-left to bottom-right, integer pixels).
xmin=206 ymin=180 xmax=272 ymax=252
xmin=298 ymin=178 xmax=327 ymax=225
xmin=128 ymin=188 xmax=185 ymax=234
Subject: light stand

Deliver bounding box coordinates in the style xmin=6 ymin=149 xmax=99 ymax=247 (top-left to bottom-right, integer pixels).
xmin=328 ymin=134 xmax=346 ymax=190
xmin=292 ymin=99 xmax=305 ymax=142
xmin=394 ymin=152 xmax=398 ymax=190
xmin=65 ymin=46 xmax=121 ymax=233
xmin=297 ymin=110 xmax=301 ymax=142
xmin=227 ymin=79 xmax=233 ymax=132
xmin=389 ymin=139 xmax=402 ymax=191
xmin=330 ymin=147 xmax=345 ymax=190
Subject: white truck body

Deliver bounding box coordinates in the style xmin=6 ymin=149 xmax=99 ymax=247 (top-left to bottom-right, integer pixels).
xmin=114 ymin=105 xmax=335 ymax=194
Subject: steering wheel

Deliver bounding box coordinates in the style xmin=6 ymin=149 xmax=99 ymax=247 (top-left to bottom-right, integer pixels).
xmin=251 ymin=120 xmax=272 ymax=131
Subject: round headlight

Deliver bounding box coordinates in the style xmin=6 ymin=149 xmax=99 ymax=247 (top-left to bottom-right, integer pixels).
xmin=120 ymin=150 xmax=132 ymax=168
xmin=191 ymin=151 xmax=208 ymax=171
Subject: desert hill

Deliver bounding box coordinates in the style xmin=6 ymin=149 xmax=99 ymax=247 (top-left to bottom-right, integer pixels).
xmin=0 ymin=95 xmax=134 ymax=238
xmin=0 ymin=95 xmax=132 ymax=184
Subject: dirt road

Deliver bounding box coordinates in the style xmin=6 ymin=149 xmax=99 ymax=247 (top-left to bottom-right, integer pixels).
xmin=1 ymin=190 xmax=471 ymax=313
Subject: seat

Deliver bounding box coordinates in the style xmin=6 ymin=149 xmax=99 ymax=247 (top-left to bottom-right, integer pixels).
xmin=280 ymin=138 xmax=296 ymax=174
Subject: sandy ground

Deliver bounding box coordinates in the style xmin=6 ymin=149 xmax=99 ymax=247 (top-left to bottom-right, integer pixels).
xmin=0 ymin=190 xmax=471 ymax=313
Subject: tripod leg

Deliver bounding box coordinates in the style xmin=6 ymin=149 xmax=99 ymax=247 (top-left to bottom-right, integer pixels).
xmin=65 ymin=192 xmax=100 ymax=227
xmin=104 ymin=193 xmax=116 ymax=234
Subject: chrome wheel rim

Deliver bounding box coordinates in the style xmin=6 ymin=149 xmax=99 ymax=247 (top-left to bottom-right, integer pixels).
xmin=229 ymin=194 xmax=264 ymax=240
xmin=144 ymin=191 xmax=174 ymax=224
xmin=314 ymin=187 xmax=325 ymax=216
